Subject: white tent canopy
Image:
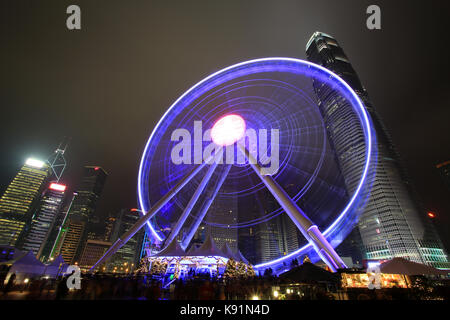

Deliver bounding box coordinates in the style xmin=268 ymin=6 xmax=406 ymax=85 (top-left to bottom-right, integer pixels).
xmin=220 ymin=243 xmax=249 ymax=263
xmin=45 ymin=255 xmax=68 ymax=277
xmin=190 ymin=235 xmax=225 ymax=257
xmin=236 ymin=249 xmax=249 ymax=264
xmin=155 ymin=239 xmax=186 ymax=257
xmin=221 ymin=243 xmax=238 ymax=260
xmin=2 ymin=251 xmax=46 ymax=283
xmin=1 ymin=251 xmax=69 ymax=284
xmin=150 ymin=236 xmax=250 ymax=266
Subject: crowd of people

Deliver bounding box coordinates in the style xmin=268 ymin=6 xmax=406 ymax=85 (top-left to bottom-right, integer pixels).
xmin=0 ymin=273 xmax=314 ymax=300
xmin=1 ymin=270 xmax=448 ymax=300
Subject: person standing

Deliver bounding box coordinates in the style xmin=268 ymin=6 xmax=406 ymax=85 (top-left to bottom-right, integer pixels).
xmin=2 ymin=273 xmax=16 ymax=298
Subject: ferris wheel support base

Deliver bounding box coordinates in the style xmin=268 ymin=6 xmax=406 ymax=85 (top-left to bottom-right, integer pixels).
xmin=237 ymin=143 xmax=346 ymax=272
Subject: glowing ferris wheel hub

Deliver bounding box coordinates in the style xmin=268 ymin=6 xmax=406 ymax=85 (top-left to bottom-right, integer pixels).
xmin=211 ymin=114 xmax=246 ymax=146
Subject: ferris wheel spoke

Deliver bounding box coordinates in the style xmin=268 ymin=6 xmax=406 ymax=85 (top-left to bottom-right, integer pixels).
xmin=236 ymin=142 xmax=346 ymax=272
xmin=181 ymin=164 xmax=232 ymax=251
xmin=162 ymin=153 xmax=222 ymax=250
xmin=90 ymin=152 xmax=221 ymax=271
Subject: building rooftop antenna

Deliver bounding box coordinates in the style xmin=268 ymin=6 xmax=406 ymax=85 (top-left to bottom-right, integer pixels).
xmin=47 ymin=137 xmax=70 ymax=182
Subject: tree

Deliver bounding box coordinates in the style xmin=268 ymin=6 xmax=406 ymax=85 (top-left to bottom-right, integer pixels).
xmin=149 ymin=259 xmax=161 ymax=275
xmin=236 ymin=261 xmax=247 ymax=278
xmin=160 ymin=261 xmax=168 ymax=275
xmin=135 ymin=257 xmax=150 ymax=274
xmin=246 ymin=264 xmax=256 ymax=278
xmin=224 ymin=258 xmax=237 ymax=280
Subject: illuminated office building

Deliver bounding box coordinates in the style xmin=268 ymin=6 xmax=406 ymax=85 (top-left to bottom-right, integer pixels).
xmin=79 ymin=239 xmax=112 ymax=272
xmin=44 ymin=192 xmax=76 ymax=262
xmin=306 ymin=31 xmax=449 ymax=268
xmin=0 ymin=158 xmax=50 ymax=246
xmin=204 ymin=190 xmax=238 ymax=252
xmin=106 ymin=208 xmax=144 ymax=272
xmin=21 ymin=182 xmax=67 ymax=258
xmin=238 ymin=189 xmax=299 ymax=264
xmin=53 ymin=166 xmax=107 ymax=264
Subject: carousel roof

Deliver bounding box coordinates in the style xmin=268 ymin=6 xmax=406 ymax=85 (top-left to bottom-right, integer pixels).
xmin=152 ymin=236 xmax=249 ymax=262
xmin=47 ymin=254 xmax=66 ymax=267
xmin=220 ymin=243 xmax=249 ymax=263
xmin=154 ymin=239 xmax=186 ymax=257
xmin=221 ymin=243 xmax=237 ymax=260
xmin=236 ymin=249 xmax=249 ymax=264
xmin=190 ymin=235 xmax=224 ymax=257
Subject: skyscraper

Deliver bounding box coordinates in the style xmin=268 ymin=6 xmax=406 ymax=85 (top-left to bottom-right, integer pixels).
xmin=21 ymin=182 xmax=67 ymax=258
xmin=45 ymin=191 xmax=76 ymax=261
xmin=106 ymin=208 xmax=144 ymax=272
xmin=53 ymin=166 xmax=107 ymax=264
xmin=79 ymin=239 xmax=112 ymax=272
xmin=0 ymin=158 xmax=50 ymax=247
xmin=306 ymin=32 xmax=449 ymax=268
xmin=436 ymin=160 xmax=450 ymax=191
xmin=238 ymin=189 xmax=299 ymax=265
xmin=204 ymin=191 xmax=238 ymax=252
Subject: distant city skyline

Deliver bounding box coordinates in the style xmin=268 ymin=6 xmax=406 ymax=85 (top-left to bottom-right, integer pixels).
xmin=0 ymin=1 xmax=449 ymax=253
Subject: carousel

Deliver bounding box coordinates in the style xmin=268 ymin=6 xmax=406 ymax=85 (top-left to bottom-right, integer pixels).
xmin=137 ymin=235 xmax=250 ymax=280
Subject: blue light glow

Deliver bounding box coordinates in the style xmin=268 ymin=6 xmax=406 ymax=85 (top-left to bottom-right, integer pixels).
xmin=138 ymin=58 xmax=375 ymax=268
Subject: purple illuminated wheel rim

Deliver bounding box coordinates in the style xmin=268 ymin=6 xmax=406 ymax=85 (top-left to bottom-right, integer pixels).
xmin=138 ymin=57 xmax=375 ymax=269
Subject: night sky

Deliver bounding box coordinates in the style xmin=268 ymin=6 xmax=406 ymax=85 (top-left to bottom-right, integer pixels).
xmin=1 ymin=1 xmax=449 ymax=249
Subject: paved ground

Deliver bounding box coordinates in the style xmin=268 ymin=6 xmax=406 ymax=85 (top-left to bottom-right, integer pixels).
xmin=0 ymin=290 xmax=56 ymax=300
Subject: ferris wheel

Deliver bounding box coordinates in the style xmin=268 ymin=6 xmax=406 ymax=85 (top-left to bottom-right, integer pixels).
xmin=92 ymin=58 xmax=375 ymax=272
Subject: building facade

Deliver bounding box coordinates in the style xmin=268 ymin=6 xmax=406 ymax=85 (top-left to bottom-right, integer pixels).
xmin=21 ymin=182 xmax=67 ymax=258
xmin=105 ymin=208 xmax=144 ymax=273
xmin=0 ymin=158 xmax=50 ymax=247
xmin=79 ymin=239 xmax=112 ymax=272
xmin=52 ymin=166 xmax=107 ymax=264
xmin=238 ymin=189 xmax=299 ymax=265
xmin=204 ymin=191 xmax=238 ymax=252
xmin=306 ymin=31 xmax=449 ymax=268
xmin=44 ymin=191 xmax=76 ymax=262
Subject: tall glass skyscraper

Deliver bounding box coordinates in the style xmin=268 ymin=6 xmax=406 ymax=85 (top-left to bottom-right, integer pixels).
xmin=238 ymin=189 xmax=299 ymax=265
xmin=52 ymin=166 xmax=107 ymax=264
xmin=306 ymin=31 xmax=449 ymax=268
xmin=204 ymin=187 xmax=238 ymax=252
xmin=21 ymin=182 xmax=66 ymax=258
xmin=105 ymin=208 xmax=144 ymax=272
xmin=436 ymin=160 xmax=450 ymax=191
xmin=0 ymin=158 xmax=50 ymax=247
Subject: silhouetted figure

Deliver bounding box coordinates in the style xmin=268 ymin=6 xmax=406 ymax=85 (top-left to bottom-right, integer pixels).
xmin=2 ymin=273 xmax=16 ymax=297
xmin=54 ymin=277 xmax=69 ymax=300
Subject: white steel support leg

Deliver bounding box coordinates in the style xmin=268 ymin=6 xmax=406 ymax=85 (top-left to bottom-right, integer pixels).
xmin=181 ymin=164 xmax=231 ymax=251
xmin=237 ymin=143 xmax=346 ymax=271
xmin=163 ymin=150 xmax=223 ymax=249
xmin=90 ymin=156 xmax=213 ymax=271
